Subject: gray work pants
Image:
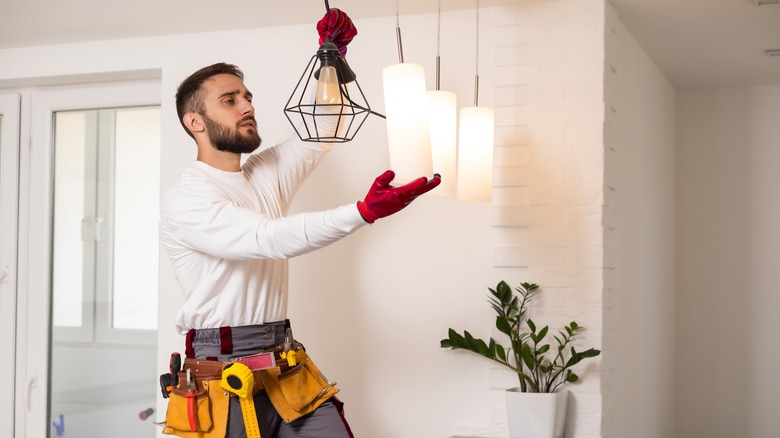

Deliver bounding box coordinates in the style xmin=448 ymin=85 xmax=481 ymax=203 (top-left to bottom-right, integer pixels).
xmin=189 ymin=322 xmax=352 ymax=438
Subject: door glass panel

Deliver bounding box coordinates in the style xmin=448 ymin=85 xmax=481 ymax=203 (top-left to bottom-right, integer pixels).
xmin=52 ymin=107 xmax=160 ymax=338
xmin=50 ymin=104 xmax=160 ymax=438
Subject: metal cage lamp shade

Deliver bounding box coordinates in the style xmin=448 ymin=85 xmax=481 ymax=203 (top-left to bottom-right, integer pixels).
xmin=284 ymin=41 xmax=377 ymax=143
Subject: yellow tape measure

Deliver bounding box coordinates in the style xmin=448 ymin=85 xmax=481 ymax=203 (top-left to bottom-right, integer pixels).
xmin=221 ymin=362 xmax=261 ymax=438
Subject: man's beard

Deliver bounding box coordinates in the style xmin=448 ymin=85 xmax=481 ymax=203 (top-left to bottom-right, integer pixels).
xmin=201 ymin=113 xmax=261 ymax=154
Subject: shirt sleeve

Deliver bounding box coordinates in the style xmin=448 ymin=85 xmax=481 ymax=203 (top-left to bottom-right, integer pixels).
xmin=161 ymin=181 xmax=367 ymax=261
xmin=245 ymin=117 xmax=341 ymax=207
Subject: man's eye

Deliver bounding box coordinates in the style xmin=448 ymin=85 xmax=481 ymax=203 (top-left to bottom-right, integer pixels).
xmin=225 ymin=99 xmax=234 ymax=104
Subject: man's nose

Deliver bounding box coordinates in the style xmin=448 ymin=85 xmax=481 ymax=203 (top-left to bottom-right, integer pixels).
xmin=240 ymin=98 xmax=254 ymax=116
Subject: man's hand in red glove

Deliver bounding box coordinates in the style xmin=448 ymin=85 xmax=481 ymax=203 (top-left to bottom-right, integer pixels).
xmin=317 ymin=8 xmax=357 ymax=56
xmin=356 ymin=170 xmax=442 ymax=224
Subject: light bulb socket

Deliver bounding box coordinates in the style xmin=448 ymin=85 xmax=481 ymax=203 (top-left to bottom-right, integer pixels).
xmin=316 ymin=42 xmax=339 ymax=66
xmin=314 ymin=42 xmax=356 ymax=84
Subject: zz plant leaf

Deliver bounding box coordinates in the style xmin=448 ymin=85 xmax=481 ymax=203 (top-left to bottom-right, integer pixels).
xmin=440 ymin=281 xmax=602 ymax=393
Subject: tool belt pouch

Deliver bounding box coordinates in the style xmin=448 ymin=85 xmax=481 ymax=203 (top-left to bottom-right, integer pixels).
xmin=163 ymin=360 xmax=229 ymax=438
xmin=259 ymin=347 xmax=339 ymax=423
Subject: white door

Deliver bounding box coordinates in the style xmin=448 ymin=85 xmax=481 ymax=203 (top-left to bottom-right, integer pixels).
xmin=20 ymin=81 xmax=161 ymax=438
xmin=0 ymin=93 xmax=21 ymax=438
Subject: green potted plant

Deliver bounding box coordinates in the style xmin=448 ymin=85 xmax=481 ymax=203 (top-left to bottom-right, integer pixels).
xmin=440 ymin=281 xmax=601 ymax=438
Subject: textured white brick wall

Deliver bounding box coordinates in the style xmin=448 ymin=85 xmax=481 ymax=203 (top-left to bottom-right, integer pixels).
xmin=452 ymin=1 xmax=606 ymax=437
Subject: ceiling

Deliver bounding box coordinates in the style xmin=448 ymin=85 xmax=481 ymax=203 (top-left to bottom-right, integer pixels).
xmin=1 ymin=0 xmax=779 ymax=89
xmin=609 ymin=0 xmax=780 ymax=88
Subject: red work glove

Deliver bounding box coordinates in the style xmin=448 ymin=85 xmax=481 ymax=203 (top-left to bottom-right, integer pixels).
xmin=317 ymin=8 xmax=357 ymax=56
xmin=356 ymin=170 xmax=442 ymax=224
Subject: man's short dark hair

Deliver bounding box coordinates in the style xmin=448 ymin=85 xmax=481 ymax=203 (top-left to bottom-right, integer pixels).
xmin=175 ymin=62 xmax=245 ymax=138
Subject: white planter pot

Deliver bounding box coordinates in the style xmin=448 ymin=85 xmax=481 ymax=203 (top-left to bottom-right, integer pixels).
xmin=505 ymin=388 xmax=568 ymax=438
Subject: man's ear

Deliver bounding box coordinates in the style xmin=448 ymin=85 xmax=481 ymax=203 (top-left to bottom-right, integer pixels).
xmin=183 ymin=112 xmax=205 ymax=134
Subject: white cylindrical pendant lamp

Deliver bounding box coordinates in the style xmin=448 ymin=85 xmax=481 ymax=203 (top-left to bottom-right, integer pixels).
xmin=382 ymin=63 xmax=433 ymax=183
xmin=457 ymin=106 xmax=494 ymax=203
xmin=426 ymin=90 xmax=457 ymax=194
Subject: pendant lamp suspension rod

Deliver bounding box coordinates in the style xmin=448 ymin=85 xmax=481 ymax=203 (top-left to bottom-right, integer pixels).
xmin=323 ymin=0 xmax=332 ymax=41
xmin=473 ymin=0 xmax=480 ymax=107
xmin=435 ymin=0 xmax=442 ymax=90
xmin=396 ymin=0 xmax=405 ymax=63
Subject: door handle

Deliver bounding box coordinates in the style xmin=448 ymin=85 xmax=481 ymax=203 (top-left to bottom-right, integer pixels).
xmin=27 ymin=372 xmax=38 ymax=412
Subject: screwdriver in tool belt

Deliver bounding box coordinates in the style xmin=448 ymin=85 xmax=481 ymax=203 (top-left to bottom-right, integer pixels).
xmin=170 ymin=352 xmax=181 ymax=387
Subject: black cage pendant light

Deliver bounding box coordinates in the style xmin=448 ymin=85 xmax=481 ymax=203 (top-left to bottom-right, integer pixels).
xmin=284 ymin=0 xmax=383 ymax=143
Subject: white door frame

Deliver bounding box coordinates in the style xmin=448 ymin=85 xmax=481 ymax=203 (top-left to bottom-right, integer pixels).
xmin=18 ymin=81 xmax=160 ymax=438
xmin=0 ymin=92 xmax=21 ymax=438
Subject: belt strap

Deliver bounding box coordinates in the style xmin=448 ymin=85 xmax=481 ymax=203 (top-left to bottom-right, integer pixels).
xmin=219 ymin=326 xmax=233 ymax=355
xmin=185 ymin=329 xmax=196 ymax=359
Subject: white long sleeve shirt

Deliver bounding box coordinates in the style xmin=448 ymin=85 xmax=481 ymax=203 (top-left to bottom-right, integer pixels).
xmin=160 ymin=136 xmax=366 ymax=334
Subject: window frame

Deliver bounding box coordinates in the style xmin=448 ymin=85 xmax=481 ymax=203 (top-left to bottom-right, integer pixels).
xmin=0 ymin=92 xmax=21 ymax=438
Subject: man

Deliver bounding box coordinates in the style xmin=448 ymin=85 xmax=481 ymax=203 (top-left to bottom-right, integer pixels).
xmin=160 ymin=62 xmax=439 ymax=438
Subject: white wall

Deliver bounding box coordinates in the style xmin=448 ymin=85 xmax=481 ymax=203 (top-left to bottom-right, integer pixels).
xmin=603 ymin=4 xmax=677 ymax=438
xmin=676 ymin=85 xmax=780 ymax=438
xmin=0 ymin=2 xmax=619 ymax=437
